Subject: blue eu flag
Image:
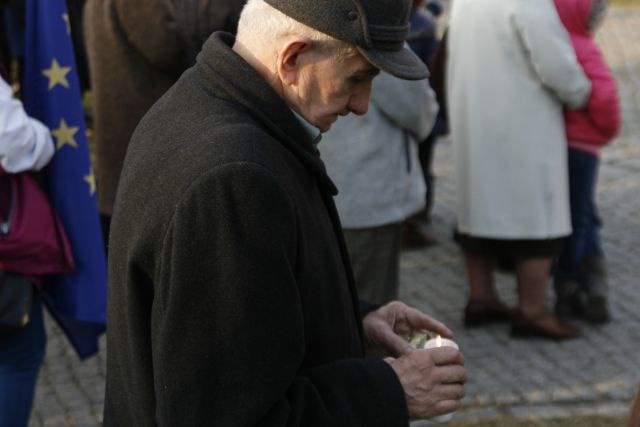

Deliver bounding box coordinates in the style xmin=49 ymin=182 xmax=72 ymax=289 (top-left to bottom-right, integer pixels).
xmin=23 ymin=0 xmax=107 ymax=359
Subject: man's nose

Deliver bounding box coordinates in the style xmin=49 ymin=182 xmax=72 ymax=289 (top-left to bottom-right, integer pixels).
xmin=348 ymin=95 xmax=369 ymax=115
xmin=349 ymin=84 xmax=372 ymax=115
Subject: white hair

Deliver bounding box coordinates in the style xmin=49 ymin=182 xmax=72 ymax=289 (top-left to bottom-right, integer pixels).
xmin=236 ymin=0 xmax=358 ymax=61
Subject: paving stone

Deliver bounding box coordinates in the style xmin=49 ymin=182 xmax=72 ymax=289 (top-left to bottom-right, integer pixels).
xmin=508 ymin=405 xmax=572 ymax=420
xmin=451 ymin=406 xmax=504 ymax=423
xmin=42 ymin=414 xmax=73 ymax=427
xmin=65 ymin=408 xmax=99 ymax=426
xmin=573 ymin=401 xmax=633 ymax=417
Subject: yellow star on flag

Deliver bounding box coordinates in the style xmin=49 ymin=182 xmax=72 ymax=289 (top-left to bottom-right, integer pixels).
xmin=62 ymin=14 xmax=71 ymax=34
xmin=42 ymin=58 xmax=71 ymax=90
xmin=84 ymin=169 xmax=97 ymax=196
xmin=52 ymin=119 xmax=79 ymax=150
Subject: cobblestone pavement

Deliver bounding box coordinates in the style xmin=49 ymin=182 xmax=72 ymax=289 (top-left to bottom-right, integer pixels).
xmin=29 ymin=7 xmax=640 ymax=427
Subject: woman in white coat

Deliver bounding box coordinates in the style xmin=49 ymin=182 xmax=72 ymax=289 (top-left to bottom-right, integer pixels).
xmin=447 ymin=0 xmax=591 ymax=339
xmin=0 ymin=72 xmax=54 ymax=427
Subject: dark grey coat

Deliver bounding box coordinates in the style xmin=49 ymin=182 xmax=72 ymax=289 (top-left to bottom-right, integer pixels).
xmin=104 ymin=33 xmax=408 ymax=426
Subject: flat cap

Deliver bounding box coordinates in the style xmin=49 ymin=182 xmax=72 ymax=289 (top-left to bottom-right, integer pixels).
xmin=264 ymin=0 xmax=428 ymax=80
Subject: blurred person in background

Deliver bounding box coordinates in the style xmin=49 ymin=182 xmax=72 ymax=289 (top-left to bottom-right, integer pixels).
xmin=447 ymin=0 xmax=591 ymax=339
xmin=0 ymin=68 xmax=53 ymax=427
xmin=84 ymin=0 xmax=247 ymax=245
xmin=401 ymin=0 xmax=444 ymax=249
xmin=319 ymin=71 xmax=438 ymax=305
xmin=552 ymin=0 xmax=621 ymax=325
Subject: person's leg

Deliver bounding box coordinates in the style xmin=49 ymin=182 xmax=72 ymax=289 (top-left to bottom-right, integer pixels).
xmin=513 ymin=258 xmax=581 ymax=339
xmin=343 ymin=223 xmax=402 ymax=305
xmin=463 ymin=251 xmax=512 ymax=326
xmin=401 ymin=134 xmax=439 ymax=250
xmin=0 ymin=296 xmax=47 ymax=427
xmin=555 ymin=149 xmax=595 ymax=318
xmin=100 ymin=214 xmax=111 ymax=256
xmin=575 ymin=155 xmax=610 ymax=323
xmin=401 ymin=211 xmax=438 ymax=249
xmin=466 ymin=251 xmax=496 ymax=302
xmin=516 ymin=258 xmax=553 ymax=317
xmin=418 ymin=134 xmax=437 ymax=221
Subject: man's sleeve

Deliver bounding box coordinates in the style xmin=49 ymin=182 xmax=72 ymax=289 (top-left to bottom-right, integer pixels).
xmin=152 ymin=162 xmax=408 ymax=426
xmin=512 ymin=0 xmax=591 ymax=109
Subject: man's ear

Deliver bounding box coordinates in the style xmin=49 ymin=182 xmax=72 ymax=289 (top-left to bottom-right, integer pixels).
xmin=277 ymin=40 xmax=310 ymax=86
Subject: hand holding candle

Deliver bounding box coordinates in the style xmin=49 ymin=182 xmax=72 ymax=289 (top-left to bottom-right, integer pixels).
xmin=370 ymin=304 xmax=466 ymax=422
xmin=404 ymin=332 xmax=462 ymax=423
xmin=422 ymin=335 xmax=459 ymax=423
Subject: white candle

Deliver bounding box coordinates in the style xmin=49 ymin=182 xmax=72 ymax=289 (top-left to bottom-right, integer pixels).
xmin=422 ymin=335 xmax=459 ymax=423
xmin=423 ymin=335 xmax=459 ymax=350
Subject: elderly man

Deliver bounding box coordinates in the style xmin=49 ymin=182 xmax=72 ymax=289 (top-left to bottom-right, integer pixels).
xmin=105 ymin=0 xmax=466 ymax=425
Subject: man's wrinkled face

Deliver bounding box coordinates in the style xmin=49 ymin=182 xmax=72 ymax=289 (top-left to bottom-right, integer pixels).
xmin=292 ymin=52 xmax=379 ymax=132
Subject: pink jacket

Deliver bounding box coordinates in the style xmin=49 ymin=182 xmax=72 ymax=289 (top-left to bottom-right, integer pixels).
xmin=554 ymin=0 xmax=621 ymax=156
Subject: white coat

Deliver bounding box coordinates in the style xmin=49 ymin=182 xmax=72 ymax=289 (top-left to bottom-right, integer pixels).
xmin=447 ymin=0 xmax=591 ymax=239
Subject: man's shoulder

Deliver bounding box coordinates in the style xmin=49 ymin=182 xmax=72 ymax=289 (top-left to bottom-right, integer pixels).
xmin=131 ymin=78 xmax=275 ymax=162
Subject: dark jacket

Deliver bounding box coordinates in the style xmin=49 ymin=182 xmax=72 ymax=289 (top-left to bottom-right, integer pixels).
xmin=85 ymin=0 xmax=246 ymax=215
xmin=408 ymin=8 xmax=437 ymax=65
xmin=104 ymin=33 xmax=407 ymax=427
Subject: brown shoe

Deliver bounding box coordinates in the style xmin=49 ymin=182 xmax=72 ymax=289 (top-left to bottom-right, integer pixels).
xmin=464 ymin=299 xmax=515 ymax=327
xmin=401 ymin=222 xmax=437 ymax=250
xmin=511 ymin=311 xmax=582 ymax=340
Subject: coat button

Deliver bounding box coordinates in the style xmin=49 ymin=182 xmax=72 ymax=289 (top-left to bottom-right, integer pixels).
xmin=347 ymin=11 xmax=358 ymax=21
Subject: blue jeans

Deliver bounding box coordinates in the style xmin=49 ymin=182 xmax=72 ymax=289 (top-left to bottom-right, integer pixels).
xmin=557 ymin=149 xmax=603 ymax=280
xmin=0 ymin=296 xmax=46 ymax=427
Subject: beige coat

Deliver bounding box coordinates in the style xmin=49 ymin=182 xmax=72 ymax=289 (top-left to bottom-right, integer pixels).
xmin=447 ymin=0 xmax=591 ymax=239
xmin=85 ymin=0 xmax=246 ymax=215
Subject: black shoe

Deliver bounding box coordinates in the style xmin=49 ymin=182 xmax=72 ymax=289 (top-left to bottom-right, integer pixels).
xmin=554 ymin=279 xmax=582 ymax=320
xmin=401 ymin=221 xmax=437 ymax=250
xmin=577 ymin=256 xmax=611 ymax=324
xmin=464 ymin=299 xmax=515 ymax=327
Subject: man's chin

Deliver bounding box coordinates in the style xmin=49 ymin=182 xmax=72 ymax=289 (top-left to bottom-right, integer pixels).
xmin=318 ymin=115 xmax=343 ymax=133
xmin=317 ymin=120 xmax=334 ymax=133
xmin=318 ymin=123 xmax=332 ymax=133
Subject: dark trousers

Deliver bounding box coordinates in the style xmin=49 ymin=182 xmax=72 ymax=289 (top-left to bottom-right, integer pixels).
xmin=100 ymin=214 xmax=111 ymax=256
xmin=557 ymin=149 xmax=603 ymax=280
xmin=0 ymin=296 xmax=46 ymax=427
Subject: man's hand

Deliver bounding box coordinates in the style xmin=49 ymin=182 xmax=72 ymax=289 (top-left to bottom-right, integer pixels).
xmin=362 ymin=301 xmax=452 ymax=357
xmin=387 ymin=347 xmax=466 ymax=420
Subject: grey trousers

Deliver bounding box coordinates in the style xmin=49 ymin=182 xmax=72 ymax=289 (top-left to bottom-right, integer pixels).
xmin=343 ymin=223 xmax=402 ymax=306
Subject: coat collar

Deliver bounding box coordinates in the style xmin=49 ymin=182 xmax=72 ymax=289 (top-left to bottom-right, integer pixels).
xmin=194 ymin=32 xmax=338 ymax=196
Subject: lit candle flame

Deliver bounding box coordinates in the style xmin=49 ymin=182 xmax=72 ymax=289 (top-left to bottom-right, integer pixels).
xmin=436 ymin=335 xmax=442 ymax=347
